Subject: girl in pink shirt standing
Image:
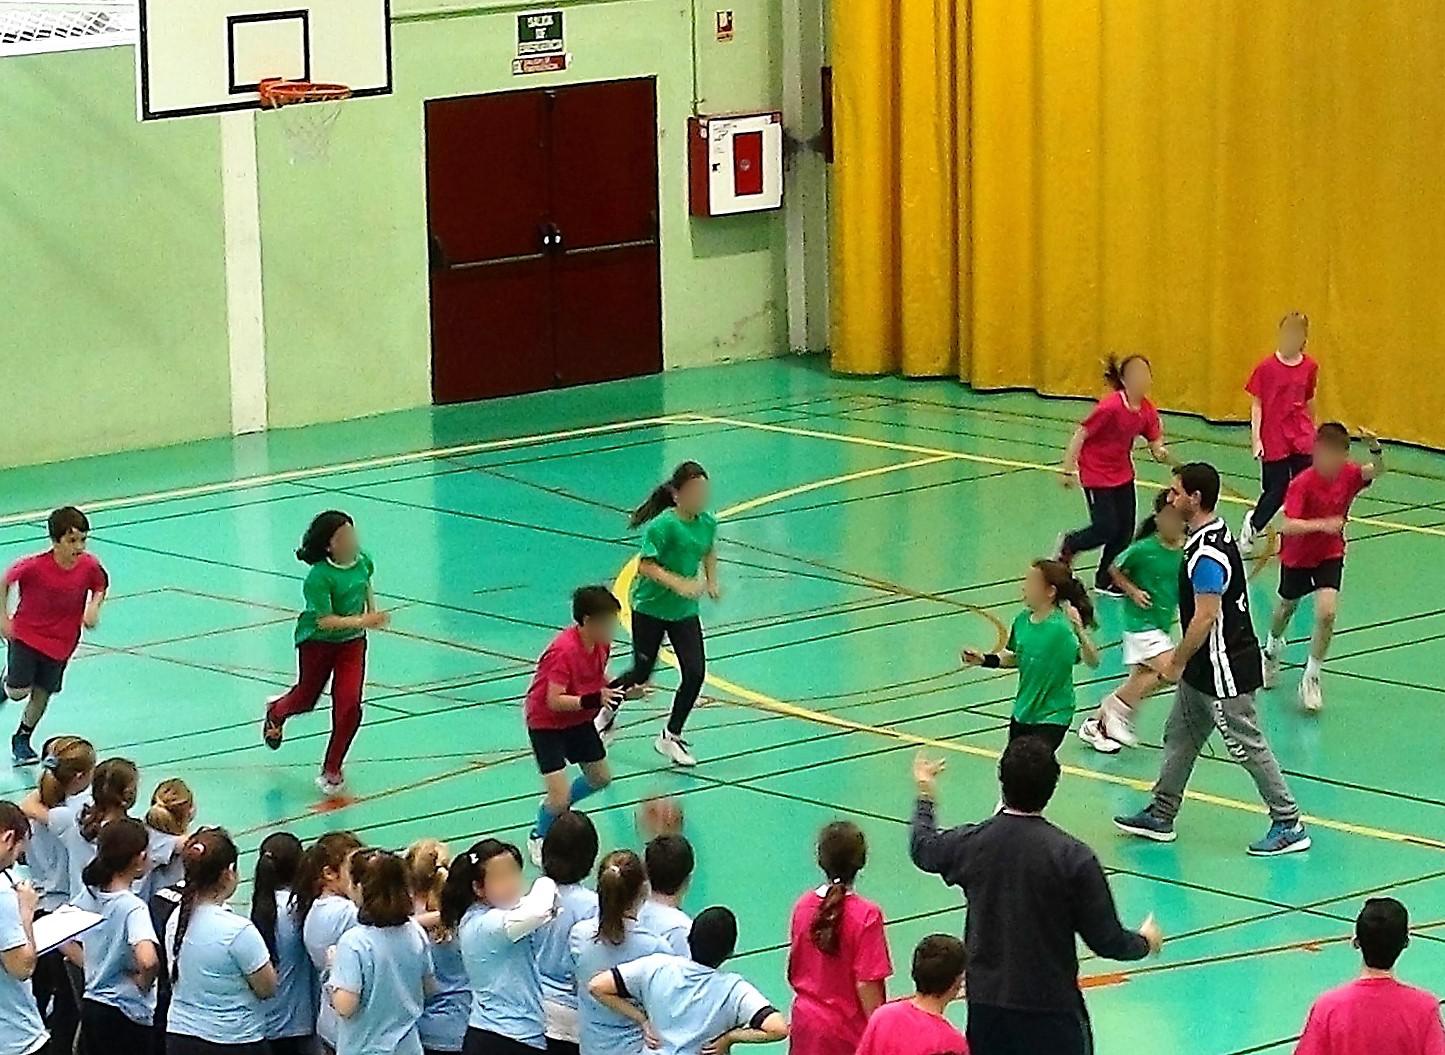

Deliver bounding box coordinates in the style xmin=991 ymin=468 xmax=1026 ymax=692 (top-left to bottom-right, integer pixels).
xmin=786 ymin=822 xmax=892 ymax=1055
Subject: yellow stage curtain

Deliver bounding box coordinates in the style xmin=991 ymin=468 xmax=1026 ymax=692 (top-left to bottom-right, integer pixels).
xmin=831 ymin=0 xmax=1445 ymax=447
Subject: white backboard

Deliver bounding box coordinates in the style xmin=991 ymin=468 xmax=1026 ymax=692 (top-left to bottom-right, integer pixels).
xmin=136 ymin=0 xmax=392 ymax=121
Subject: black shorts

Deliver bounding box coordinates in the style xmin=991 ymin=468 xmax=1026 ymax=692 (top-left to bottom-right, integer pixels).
xmin=1008 ymin=719 xmax=1069 ymax=752
xmin=528 ymin=722 xmax=605 ymax=775
xmin=5 ymin=638 xmax=66 ymax=695
xmin=1279 ymin=558 xmax=1344 ymax=601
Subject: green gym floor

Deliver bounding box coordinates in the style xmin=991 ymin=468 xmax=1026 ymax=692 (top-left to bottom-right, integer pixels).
xmin=3 ymin=357 xmax=1443 ymax=1053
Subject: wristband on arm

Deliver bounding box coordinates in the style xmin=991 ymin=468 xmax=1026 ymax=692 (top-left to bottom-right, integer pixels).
xmin=982 ymin=653 xmax=1002 ymax=669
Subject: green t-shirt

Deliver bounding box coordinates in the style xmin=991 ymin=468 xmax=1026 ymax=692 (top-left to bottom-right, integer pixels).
xmin=1113 ymin=536 xmax=1184 ymax=635
xmin=631 ymin=509 xmax=718 ymax=623
xmin=1007 ymin=608 xmax=1080 ymax=726
xmin=295 ymin=552 xmax=375 ymax=645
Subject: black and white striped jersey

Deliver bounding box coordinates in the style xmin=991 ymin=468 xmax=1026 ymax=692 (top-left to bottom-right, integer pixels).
xmin=1178 ymin=517 xmax=1263 ymax=698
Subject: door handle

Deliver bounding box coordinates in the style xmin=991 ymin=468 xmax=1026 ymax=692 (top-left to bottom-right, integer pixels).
xmin=539 ymin=222 xmax=565 ymax=253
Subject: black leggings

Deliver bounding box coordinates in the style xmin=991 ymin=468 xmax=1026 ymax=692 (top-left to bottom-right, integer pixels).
xmin=1250 ymin=453 xmax=1312 ymax=531
xmin=617 ymin=612 xmax=705 ymax=736
xmin=165 ymin=1035 xmax=274 ymax=1055
xmin=463 ymin=1029 xmax=541 ymax=1055
xmin=82 ymin=999 xmax=154 ymax=1055
xmin=1063 ymin=484 xmax=1137 ymax=590
xmin=967 ymin=999 xmax=1093 ymax=1055
xmin=32 ymin=929 xmax=81 ymax=1055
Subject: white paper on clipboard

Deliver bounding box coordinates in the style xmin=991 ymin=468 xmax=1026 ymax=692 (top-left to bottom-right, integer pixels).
xmin=33 ymin=909 xmax=103 ymax=955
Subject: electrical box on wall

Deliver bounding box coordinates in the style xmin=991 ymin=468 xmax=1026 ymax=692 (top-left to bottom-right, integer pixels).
xmin=688 ymin=112 xmax=784 ymax=217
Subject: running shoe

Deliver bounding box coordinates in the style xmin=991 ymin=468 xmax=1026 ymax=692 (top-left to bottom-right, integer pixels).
xmin=1238 ymin=510 xmax=1261 ymax=555
xmin=1299 ymin=674 xmax=1323 ymax=713
xmin=595 ymin=702 xmax=619 ymax=748
xmin=1247 ymin=821 xmax=1311 ymax=857
xmin=11 ymin=732 xmax=38 ymax=767
xmin=263 ymin=712 xmax=284 ymax=751
xmin=315 ymin=772 xmax=347 ymax=798
xmin=1113 ymin=807 xmax=1177 ymax=842
xmin=1077 ymin=717 xmax=1121 ymax=755
xmin=1262 ymin=641 xmax=1283 ymax=689
xmin=527 ymin=832 xmax=545 ymax=868
xmin=654 ymin=731 xmax=697 ymax=768
xmin=1099 ymin=696 xmax=1139 ymax=747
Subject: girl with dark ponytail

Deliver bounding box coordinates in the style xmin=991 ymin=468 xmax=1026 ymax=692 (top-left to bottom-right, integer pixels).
xmin=963 ymin=559 xmax=1102 ymax=753
xmin=786 ymin=822 xmax=891 ymax=1055
xmin=1059 ymin=354 xmax=1172 ymax=594
xmin=72 ymin=817 xmax=160 ymax=1055
xmin=601 ymin=461 xmax=718 ymax=769
xmin=263 ymin=510 xmax=387 ymax=798
xmin=165 ymin=828 xmax=279 ymax=1055
xmin=294 ymin=831 xmax=363 ymax=1053
xmin=250 ymin=832 xmax=316 ymax=1055
xmin=569 ymin=850 xmax=668 ymax=1055
xmin=58 ymin=756 xmax=139 ymax=899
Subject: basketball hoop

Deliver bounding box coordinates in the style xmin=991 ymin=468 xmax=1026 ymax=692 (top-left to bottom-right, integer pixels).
xmin=257 ymin=78 xmax=352 ymax=164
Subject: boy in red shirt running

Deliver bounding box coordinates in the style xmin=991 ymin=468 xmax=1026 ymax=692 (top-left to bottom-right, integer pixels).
xmin=855 ymin=934 xmax=969 ymax=1055
xmin=1263 ymin=424 xmax=1384 ymax=712
xmin=0 ymin=507 xmax=109 ymax=765
xmin=524 ymin=585 xmax=639 ymax=866
xmin=1241 ymin=312 xmax=1319 ymax=553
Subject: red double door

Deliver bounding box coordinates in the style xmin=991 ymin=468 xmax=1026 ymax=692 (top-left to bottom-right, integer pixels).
xmin=426 ymin=78 xmax=663 ymax=404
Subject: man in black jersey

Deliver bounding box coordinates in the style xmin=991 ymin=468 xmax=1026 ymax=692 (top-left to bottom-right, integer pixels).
xmin=1115 ymin=462 xmax=1311 ymax=857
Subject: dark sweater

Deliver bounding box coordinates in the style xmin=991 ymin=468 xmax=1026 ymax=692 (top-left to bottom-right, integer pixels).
xmin=910 ymin=798 xmax=1149 ymax=1012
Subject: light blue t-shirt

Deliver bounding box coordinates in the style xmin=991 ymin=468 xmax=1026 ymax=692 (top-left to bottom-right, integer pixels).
xmin=163 ymin=902 xmax=272 ymax=1044
xmin=71 ymin=886 xmax=159 ymax=1025
xmin=50 ymin=804 xmax=101 ymax=907
xmin=137 ymin=827 xmax=184 ymax=903
xmin=614 ymin=954 xmax=773 ymax=1055
xmin=304 ymin=894 xmax=359 ymax=1048
xmin=637 ymin=900 xmax=692 ymax=957
xmin=570 ymin=917 xmax=670 ymax=1055
xmin=0 ymin=876 xmax=47 ymax=1055
xmin=458 ymin=903 xmax=546 ymax=1048
xmin=536 ymin=883 xmax=599 ymax=1010
xmin=260 ymin=888 xmax=315 ymax=1041
xmin=419 ymin=930 xmax=469 ymax=1053
xmin=29 ymin=791 xmax=90 ymax=912
xmin=331 ymin=921 xmax=434 ymax=1055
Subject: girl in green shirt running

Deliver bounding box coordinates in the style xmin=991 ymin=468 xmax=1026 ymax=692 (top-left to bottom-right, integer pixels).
xmin=1078 ymin=491 xmax=1186 ymax=755
xmin=962 ymin=560 xmax=1100 ymax=752
xmin=262 ymin=510 xmax=387 ymax=798
xmin=600 ymin=461 xmax=718 ymax=768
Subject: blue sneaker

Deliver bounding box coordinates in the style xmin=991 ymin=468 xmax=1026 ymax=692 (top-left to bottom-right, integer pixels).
xmin=1113 ymin=807 xmax=1177 ymax=842
xmin=11 ymin=732 xmax=38 ymax=766
xmin=1247 ymin=820 xmax=1311 ymax=857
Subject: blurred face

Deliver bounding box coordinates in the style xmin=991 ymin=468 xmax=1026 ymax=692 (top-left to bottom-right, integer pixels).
xmin=329 ymin=522 xmax=360 ymax=564
xmin=1154 ymin=502 xmax=1186 ymax=544
xmin=1169 ymin=476 xmax=1201 ymax=520
xmin=1121 ymin=358 xmax=1153 ymax=398
xmin=584 ymin=611 xmax=619 ymax=646
xmin=1021 ymin=566 xmax=1053 ymax=610
xmin=1313 ymin=437 xmax=1350 ymax=478
xmin=675 ymin=475 xmax=710 ymax=516
xmin=1279 ymin=319 xmax=1308 ymax=358
xmin=53 ymin=528 xmax=88 ymax=562
xmin=477 ymin=850 xmax=524 ymax=908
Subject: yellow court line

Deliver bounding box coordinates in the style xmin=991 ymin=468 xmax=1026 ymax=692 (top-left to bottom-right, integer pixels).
xmin=719 ymin=455 xmax=954 ymax=518
xmin=681 ymin=414 xmax=1445 ymax=541
xmin=0 ymin=414 xmax=688 ymax=529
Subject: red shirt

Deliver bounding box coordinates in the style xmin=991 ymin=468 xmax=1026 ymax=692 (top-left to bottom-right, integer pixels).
xmin=1075 ymin=392 xmax=1162 ymax=489
xmin=3 ymin=552 xmax=108 ymax=662
xmin=855 ymin=999 xmax=969 ymax=1055
xmin=1295 ymin=977 xmax=1445 ymax=1055
xmin=1246 ymin=353 xmax=1319 ymax=461
xmin=524 ymin=625 xmax=609 ymax=730
xmin=786 ymin=889 xmax=893 ymax=1055
xmin=1280 ymin=462 xmax=1369 ymax=569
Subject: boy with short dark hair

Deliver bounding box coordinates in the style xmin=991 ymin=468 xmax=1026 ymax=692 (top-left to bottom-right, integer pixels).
xmin=855 ymin=934 xmax=970 ymax=1055
xmin=1241 ymin=311 xmax=1319 ymax=553
xmin=640 ymin=834 xmax=695 ymax=955
xmin=1 ymin=506 xmax=108 ymax=765
xmin=524 ymin=585 xmax=638 ymax=866
xmin=1295 ymin=898 xmax=1445 ymax=1055
xmin=1264 ymin=423 xmax=1385 ymax=712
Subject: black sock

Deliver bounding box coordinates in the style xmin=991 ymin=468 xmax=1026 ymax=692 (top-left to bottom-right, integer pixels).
xmin=16 ymin=722 xmax=34 ymax=738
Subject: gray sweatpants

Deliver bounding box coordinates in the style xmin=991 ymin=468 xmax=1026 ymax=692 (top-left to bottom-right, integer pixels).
xmin=1151 ymin=680 xmax=1299 ymax=825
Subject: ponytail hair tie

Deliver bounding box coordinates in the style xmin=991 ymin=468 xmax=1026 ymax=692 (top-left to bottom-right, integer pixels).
xmin=41 ymin=755 xmax=60 ymax=773
xmin=468 ymin=852 xmax=479 ymax=865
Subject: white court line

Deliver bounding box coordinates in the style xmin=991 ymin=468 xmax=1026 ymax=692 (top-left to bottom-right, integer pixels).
xmin=0 ymin=415 xmax=687 ymax=529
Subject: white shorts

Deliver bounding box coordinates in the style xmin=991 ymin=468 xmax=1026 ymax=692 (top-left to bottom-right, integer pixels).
xmin=1122 ymin=629 xmax=1174 ymax=667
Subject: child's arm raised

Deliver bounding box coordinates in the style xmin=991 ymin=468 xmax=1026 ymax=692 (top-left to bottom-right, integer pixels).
xmin=1360 ymin=429 xmax=1386 ymax=482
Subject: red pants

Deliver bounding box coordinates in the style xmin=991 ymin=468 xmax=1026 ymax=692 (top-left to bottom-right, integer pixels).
xmin=269 ymin=637 xmax=366 ymax=777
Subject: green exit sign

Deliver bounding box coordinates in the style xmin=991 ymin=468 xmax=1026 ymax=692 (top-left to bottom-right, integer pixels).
xmin=517 ymin=10 xmax=564 ymax=56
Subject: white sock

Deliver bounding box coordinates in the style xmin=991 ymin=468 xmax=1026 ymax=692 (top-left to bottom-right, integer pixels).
xmin=1305 ymin=656 xmax=1322 ymax=679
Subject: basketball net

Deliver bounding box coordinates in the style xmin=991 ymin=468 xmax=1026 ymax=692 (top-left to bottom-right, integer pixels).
xmin=258 ymin=79 xmax=351 ymax=164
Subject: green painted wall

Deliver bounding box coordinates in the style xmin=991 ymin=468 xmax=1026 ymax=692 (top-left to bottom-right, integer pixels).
xmin=0 ymin=46 xmax=232 ymax=465
xmin=0 ymin=0 xmax=790 ymax=461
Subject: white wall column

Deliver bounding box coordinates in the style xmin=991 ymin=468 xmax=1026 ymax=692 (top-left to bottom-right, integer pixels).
xmin=781 ymin=0 xmax=829 ymax=353
xmin=221 ymin=111 xmax=268 ymax=435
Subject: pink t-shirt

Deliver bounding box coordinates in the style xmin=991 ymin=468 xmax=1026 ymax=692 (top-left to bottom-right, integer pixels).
xmin=1246 ymin=352 xmax=1319 ymax=461
xmin=855 ymin=999 xmax=969 ymax=1055
xmin=3 ymin=552 xmax=108 ymax=661
xmin=1295 ymin=977 xmax=1445 ymax=1055
xmin=523 ymin=625 xmax=609 ymax=731
xmin=786 ymin=889 xmax=893 ymax=1055
xmin=1076 ymin=392 xmax=1163 ymax=489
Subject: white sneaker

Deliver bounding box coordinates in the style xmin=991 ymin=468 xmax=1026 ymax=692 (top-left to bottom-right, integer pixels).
xmin=595 ymin=703 xmax=619 ymax=747
xmin=1262 ymin=643 xmax=1283 ymax=689
xmin=1099 ymin=697 xmax=1138 ymax=747
xmin=654 ymin=731 xmax=697 ymax=767
xmin=1300 ymin=674 xmax=1323 ymax=713
xmin=527 ymin=833 xmax=545 ymax=868
xmin=1077 ymin=717 xmax=1122 ymax=755
xmin=1239 ymin=510 xmax=1261 ymax=555
xmin=315 ymin=773 xmax=347 ymax=798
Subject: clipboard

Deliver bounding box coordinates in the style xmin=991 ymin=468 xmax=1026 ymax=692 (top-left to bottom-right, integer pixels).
xmin=33 ymin=909 xmax=103 ymax=955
